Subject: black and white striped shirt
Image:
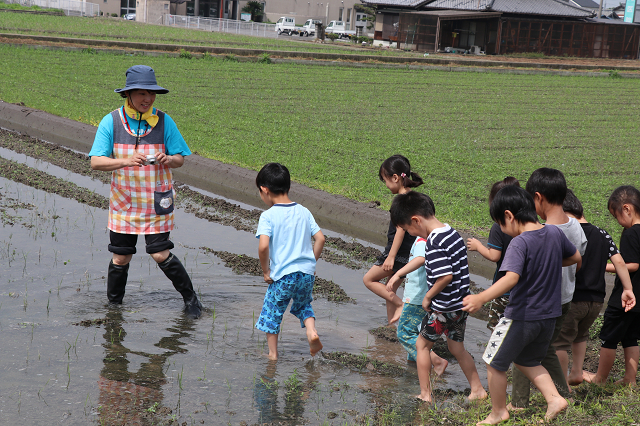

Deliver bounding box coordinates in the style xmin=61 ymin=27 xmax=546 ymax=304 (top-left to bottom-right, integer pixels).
xmin=425 ymin=224 xmax=470 ymax=312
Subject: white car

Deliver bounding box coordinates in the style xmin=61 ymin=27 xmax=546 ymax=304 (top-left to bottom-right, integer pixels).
xmin=124 ymin=13 xmax=136 ymax=20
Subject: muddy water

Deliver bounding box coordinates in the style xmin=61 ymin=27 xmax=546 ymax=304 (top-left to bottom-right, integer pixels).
xmin=0 ymin=147 xmax=494 ymax=425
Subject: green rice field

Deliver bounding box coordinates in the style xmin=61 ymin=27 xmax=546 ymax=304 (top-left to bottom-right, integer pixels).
xmin=1 ymin=42 xmax=639 ymax=239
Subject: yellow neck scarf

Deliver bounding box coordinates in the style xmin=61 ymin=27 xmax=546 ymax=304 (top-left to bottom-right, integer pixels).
xmin=124 ymin=98 xmax=159 ymax=128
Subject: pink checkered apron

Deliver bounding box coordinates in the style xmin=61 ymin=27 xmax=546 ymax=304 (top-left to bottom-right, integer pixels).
xmin=108 ymin=107 xmax=174 ymax=235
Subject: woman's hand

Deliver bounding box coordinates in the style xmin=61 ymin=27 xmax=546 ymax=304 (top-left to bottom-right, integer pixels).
xmin=155 ymin=153 xmax=184 ymax=168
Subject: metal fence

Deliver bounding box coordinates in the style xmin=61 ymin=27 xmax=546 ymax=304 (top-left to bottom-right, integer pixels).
xmin=4 ymin=0 xmax=99 ymax=16
xmin=163 ymin=15 xmax=282 ymax=39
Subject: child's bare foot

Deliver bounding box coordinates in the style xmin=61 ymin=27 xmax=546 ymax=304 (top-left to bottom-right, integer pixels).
xmin=415 ymin=392 xmax=433 ymax=404
xmin=476 ymin=410 xmax=509 ymax=425
xmin=544 ymin=397 xmax=567 ymax=422
xmin=266 ymin=352 xmax=278 ymax=361
xmin=388 ymin=305 xmax=403 ymax=325
xmin=567 ymin=373 xmax=583 ymax=386
xmin=308 ymin=333 xmax=323 ymax=357
xmin=506 ymin=403 xmax=525 ymax=412
xmin=468 ymin=388 xmax=488 ymax=402
xmin=614 ymin=378 xmax=637 ymax=387
xmin=433 ymin=358 xmax=448 ymax=376
xmin=582 ymin=371 xmax=602 ymax=384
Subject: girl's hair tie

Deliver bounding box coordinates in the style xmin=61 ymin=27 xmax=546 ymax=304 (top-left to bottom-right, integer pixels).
xmin=401 ymin=173 xmax=407 ymax=178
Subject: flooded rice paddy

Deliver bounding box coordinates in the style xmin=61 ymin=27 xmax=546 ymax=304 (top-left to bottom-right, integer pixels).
xmin=0 ymin=134 xmax=494 ymax=425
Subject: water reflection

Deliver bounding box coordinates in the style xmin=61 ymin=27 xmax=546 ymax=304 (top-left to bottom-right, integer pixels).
xmin=98 ymin=309 xmax=195 ymax=425
xmin=253 ymin=360 xmax=321 ymax=425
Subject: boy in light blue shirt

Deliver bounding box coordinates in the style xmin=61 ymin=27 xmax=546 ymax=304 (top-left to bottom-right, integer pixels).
xmin=255 ymin=163 xmax=325 ymax=361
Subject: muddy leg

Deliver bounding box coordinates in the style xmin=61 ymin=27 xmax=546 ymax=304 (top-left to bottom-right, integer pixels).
xmin=617 ymin=346 xmax=639 ymax=386
xmin=477 ymin=364 xmax=509 ymax=426
xmin=303 ymin=317 xmax=323 ymax=357
xmin=266 ymin=333 xmax=278 ymax=361
xmin=515 ymin=363 xmax=567 ymax=422
xmin=568 ymin=341 xmax=587 ymax=386
xmin=363 ymin=265 xmax=403 ymax=324
xmin=583 ymin=347 xmax=616 ymax=384
xmin=416 ymin=336 xmax=435 ymax=403
xmin=447 ymin=339 xmax=487 ymax=401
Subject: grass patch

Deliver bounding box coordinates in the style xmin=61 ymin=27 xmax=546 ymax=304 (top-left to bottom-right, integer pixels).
xmin=1 ymin=44 xmax=639 ymax=240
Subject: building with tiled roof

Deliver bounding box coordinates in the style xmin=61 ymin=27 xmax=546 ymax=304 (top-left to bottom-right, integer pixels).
xmin=362 ymin=0 xmax=640 ymax=58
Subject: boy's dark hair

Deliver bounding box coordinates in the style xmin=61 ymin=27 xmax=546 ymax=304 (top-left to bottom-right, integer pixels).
xmin=390 ymin=191 xmax=435 ymax=226
xmin=608 ymin=185 xmax=640 ymax=216
xmin=525 ymin=168 xmax=567 ymax=206
xmin=490 ymin=186 xmax=539 ymax=226
xmin=563 ymin=188 xmax=584 ymax=218
xmin=379 ymin=154 xmax=424 ymax=189
xmin=256 ymin=162 xmax=290 ymax=195
xmin=489 ymin=176 xmax=520 ymax=204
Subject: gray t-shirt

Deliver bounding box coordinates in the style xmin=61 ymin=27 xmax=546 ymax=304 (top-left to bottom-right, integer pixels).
xmin=552 ymin=218 xmax=588 ymax=304
xmin=501 ymin=225 xmax=577 ymax=321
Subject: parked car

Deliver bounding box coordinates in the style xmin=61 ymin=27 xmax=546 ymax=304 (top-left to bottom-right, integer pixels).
xmin=275 ymin=17 xmax=297 ymax=35
xmin=124 ymin=13 xmax=136 ymax=20
xmin=299 ymin=19 xmax=322 ymax=37
xmin=324 ymin=20 xmax=356 ymax=39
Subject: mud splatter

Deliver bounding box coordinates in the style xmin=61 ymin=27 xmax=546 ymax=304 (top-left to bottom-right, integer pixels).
xmin=322 ymin=351 xmax=406 ymax=376
xmin=200 ymin=247 xmax=355 ymax=303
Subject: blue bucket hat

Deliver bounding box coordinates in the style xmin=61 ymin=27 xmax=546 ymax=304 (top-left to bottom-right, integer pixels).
xmin=114 ymin=65 xmax=169 ymax=94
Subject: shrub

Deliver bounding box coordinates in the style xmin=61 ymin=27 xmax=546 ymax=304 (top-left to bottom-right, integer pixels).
xmin=258 ymin=53 xmax=271 ymax=64
xmin=179 ymin=49 xmax=192 ymax=59
xmin=111 ymin=13 xmax=118 ymax=17
xmin=326 ymin=33 xmax=339 ymax=42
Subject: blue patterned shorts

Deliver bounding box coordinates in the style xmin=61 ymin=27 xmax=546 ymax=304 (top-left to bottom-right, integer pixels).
xmin=255 ymin=272 xmax=315 ymax=334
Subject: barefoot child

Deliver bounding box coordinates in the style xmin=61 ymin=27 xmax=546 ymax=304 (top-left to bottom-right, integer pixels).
xmin=508 ymin=168 xmax=587 ymax=408
xmin=386 ymin=237 xmax=448 ymax=374
xmin=254 ymin=163 xmax=325 ymax=361
xmin=364 ymin=155 xmax=424 ymax=325
xmin=467 ymin=177 xmax=520 ymax=331
xmin=463 ymin=186 xmax=581 ymax=425
xmin=390 ymin=191 xmax=487 ymax=404
xmin=554 ymin=189 xmax=634 ymax=387
xmin=583 ymin=186 xmax=639 ymax=385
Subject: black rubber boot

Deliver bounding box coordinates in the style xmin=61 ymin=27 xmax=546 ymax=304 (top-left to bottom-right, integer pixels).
xmin=158 ymin=253 xmax=202 ymax=319
xmin=107 ymin=260 xmax=129 ymax=304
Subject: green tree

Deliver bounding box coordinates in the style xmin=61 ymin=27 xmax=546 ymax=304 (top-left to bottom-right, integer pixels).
xmin=241 ymin=1 xmax=264 ymax=22
xmin=354 ymin=4 xmax=376 ymax=30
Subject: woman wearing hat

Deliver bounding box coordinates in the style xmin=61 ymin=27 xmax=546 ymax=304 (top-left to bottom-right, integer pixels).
xmin=89 ymin=65 xmax=202 ymax=319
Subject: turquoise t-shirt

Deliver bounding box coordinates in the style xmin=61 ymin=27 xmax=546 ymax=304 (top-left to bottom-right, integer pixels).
xmin=88 ymin=108 xmax=192 ymax=157
xmin=255 ymin=203 xmax=321 ymax=282
xmin=402 ymin=237 xmax=428 ymax=305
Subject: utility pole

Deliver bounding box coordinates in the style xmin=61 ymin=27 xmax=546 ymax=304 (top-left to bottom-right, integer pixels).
xmin=598 ymin=0 xmax=603 ymax=18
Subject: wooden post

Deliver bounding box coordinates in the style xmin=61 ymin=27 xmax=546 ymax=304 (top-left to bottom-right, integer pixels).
xmin=435 ymin=17 xmax=441 ymax=52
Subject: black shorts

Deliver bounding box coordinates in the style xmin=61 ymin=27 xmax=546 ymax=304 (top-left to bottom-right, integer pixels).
xmin=600 ymin=305 xmax=640 ymax=349
xmin=108 ymin=231 xmax=174 ymax=255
